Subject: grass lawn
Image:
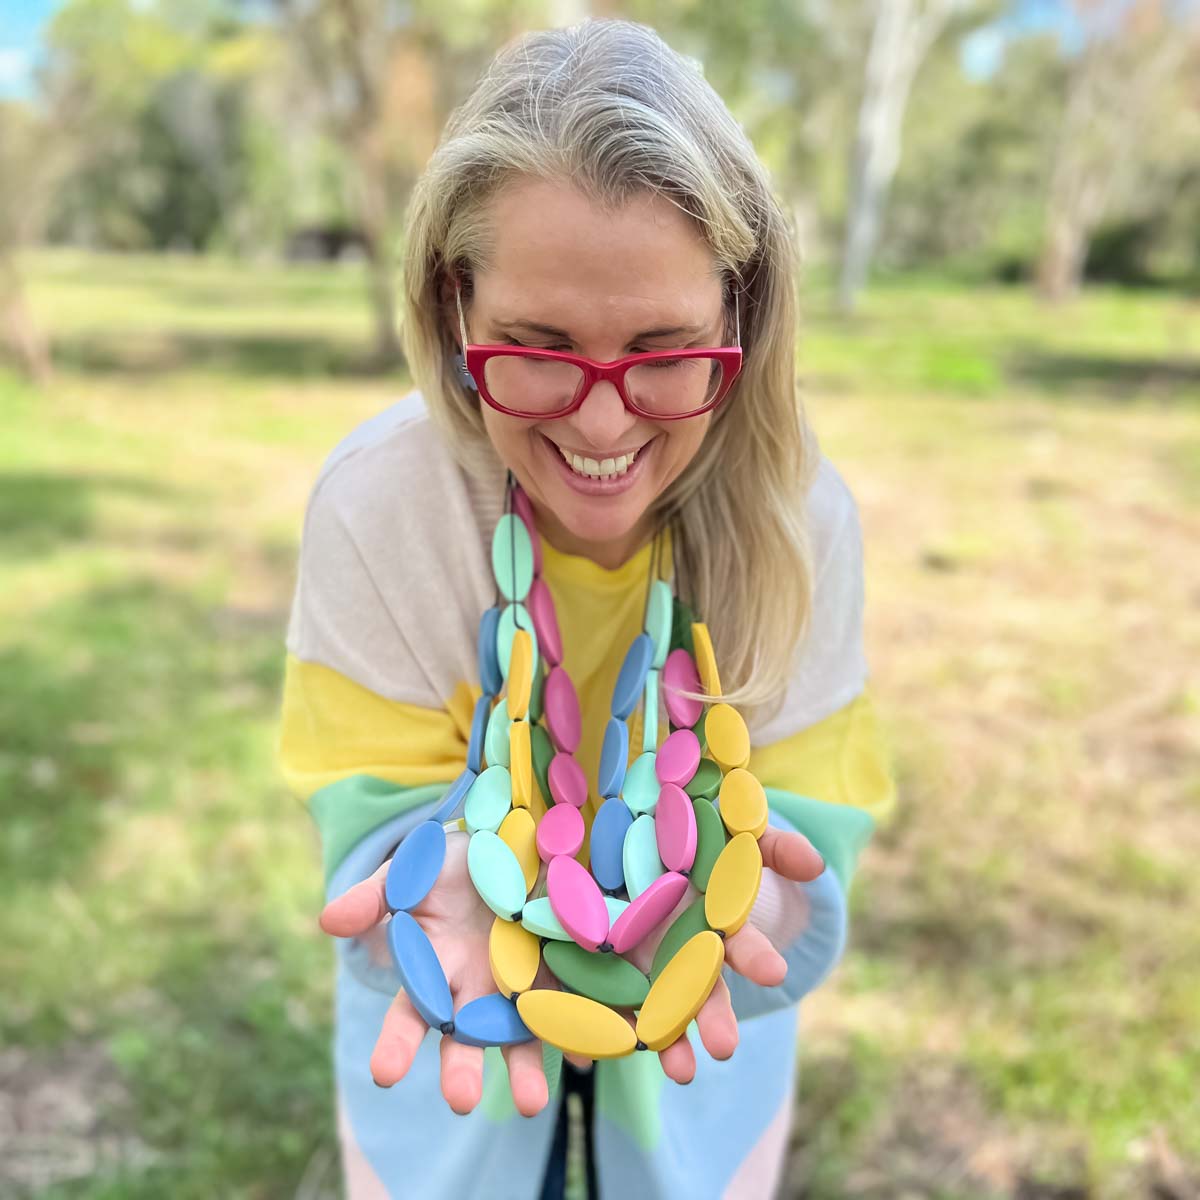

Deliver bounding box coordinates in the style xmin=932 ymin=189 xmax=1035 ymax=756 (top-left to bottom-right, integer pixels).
xmin=2 ymin=249 xmax=1197 ymax=1199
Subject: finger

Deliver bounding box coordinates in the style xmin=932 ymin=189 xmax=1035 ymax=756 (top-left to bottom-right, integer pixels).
xmin=694 ymin=975 xmax=738 ymax=1061
xmin=370 ymin=989 xmax=429 ymax=1087
xmin=758 ymin=826 xmax=825 ymax=883
xmin=562 ymin=1051 xmax=594 ymax=1072
xmin=723 ymin=921 xmax=787 ymax=988
xmin=502 ymin=1038 xmax=550 ymax=1117
xmin=320 ymin=859 xmax=390 ymax=938
xmin=658 ymin=1032 xmax=696 ymax=1084
xmin=440 ymin=1031 xmax=485 ymax=1115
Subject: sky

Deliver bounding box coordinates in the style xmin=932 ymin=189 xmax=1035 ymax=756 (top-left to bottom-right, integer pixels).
xmin=0 ymin=0 xmax=60 ymax=99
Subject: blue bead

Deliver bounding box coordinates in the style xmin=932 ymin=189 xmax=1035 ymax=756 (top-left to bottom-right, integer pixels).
xmin=432 ymin=768 xmax=475 ymax=823
xmin=590 ymin=797 xmax=633 ymax=892
xmin=597 ymin=716 xmax=629 ymax=799
xmin=385 ymin=820 xmax=446 ymax=912
xmin=387 ymin=911 xmax=453 ymax=1029
xmin=478 ymin=606 xmax=503 ymax=695
xmin=611 ymin=633 xmax=654 ymax=722
xmin=467 ymin=692 xmax=493 ymax=774
xmin=453 ymin=993 xmax=534 ymax=1047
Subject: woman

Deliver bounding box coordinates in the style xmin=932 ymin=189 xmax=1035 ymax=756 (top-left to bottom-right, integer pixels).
xmin=277 ymin=17 xmax=895 ymax=1200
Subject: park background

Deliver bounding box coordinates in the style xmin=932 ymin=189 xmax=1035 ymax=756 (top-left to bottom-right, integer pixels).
xmin=2 ymin=1 xmax=1198 ymax=1197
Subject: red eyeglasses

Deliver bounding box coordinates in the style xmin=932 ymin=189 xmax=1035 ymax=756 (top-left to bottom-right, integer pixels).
xmin=455 ymin=284 xmax=743 ymax=421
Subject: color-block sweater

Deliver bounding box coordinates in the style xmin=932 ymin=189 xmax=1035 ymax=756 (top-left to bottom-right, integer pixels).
xmin=276 ymin=390 xmax=896 ymax=1199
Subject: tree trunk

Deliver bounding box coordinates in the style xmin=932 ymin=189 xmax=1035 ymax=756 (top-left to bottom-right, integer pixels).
xmin=0 ymin=255 xmax=51 ymax=385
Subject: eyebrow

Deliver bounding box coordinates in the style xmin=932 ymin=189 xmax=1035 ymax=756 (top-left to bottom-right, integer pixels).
xmin=494 ymin=318 xmax=709 ymax=341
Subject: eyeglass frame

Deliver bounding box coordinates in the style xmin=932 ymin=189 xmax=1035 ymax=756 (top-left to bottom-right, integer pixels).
xmin=453 ymin=280 xmax=744 ymax=421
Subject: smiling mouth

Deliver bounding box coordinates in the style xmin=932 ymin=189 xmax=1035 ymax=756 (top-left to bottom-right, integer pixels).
xmin=542 ymin=434 xmax=652 ymax=480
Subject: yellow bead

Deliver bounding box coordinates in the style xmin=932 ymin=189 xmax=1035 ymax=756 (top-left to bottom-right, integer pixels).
xmin=506 ymin=629 xmax=532 ymax=719
xmin=498 ymin=807 xmax=539 ymax=893
xmin=690 ymin=622 xmax=721 ymax=697
xmin=489 ymin=914 xmax=541 ymax=996
xmin=704 ymin=832 xmax=762 ymax=936
xmin=634 ymin=931 xmax=724 ymax=1051
xmin=705 ymin=703 xmax=750 ymax=770
xmin=516 ymin=990 xmax=637 ymax=1059
xmin=718 ymin=768 xmax=768 ymax=838
xmin=509 ymin=719 xmax=533 ymax=809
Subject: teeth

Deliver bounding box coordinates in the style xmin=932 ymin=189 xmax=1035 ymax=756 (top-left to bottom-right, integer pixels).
xmin=557 ymin=444 xmax=640 ymax=479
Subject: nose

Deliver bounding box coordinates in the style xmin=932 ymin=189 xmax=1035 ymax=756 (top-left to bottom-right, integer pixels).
xmin=570 ymin=377 xmax=639 ymax=449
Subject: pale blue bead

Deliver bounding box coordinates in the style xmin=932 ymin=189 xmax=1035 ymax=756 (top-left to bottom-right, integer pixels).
xmin=611 ymin=633 xmax=653 ymax=721
xmin=467 ymin=692 xmax=493 ymax=774
xmin=432 ymin=768 xmax=476 ymax=823
xmin=385 ymin=820 xmax=446 ymax=912
xmin=590 ymin=796 xmax=633 ymax=893
xmin=597 ymin=716 xmax=629 ymax=799
xmin=491 ymin=513 xmax=534 ymax=603
xmin=453 ymin=993 xmax=533 ymax=1047
xmin=477 ymin=606 xmax=502 ymax=695
xmin=387 ymin=911 xmax=453 ymax=1030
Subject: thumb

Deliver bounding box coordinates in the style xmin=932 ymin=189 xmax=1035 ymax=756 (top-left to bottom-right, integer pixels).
xmin=319 ymin=858 xmax=391 ymax=938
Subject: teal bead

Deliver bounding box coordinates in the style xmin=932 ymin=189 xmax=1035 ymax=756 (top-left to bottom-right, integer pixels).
xmin=497 ymin=603 xmax=539 ymax=680
xmin=521 ymin=895 xmax=571 ymax=941
xmin=645 ymin=580 xmax=673 ymax=670
xmin=642 ymin=669 xmax=659 ymax=753
xmin=604 ymin=896 xmax=630 ymax=926
xmin=465 ymin=764 xmax=513 ymax=834
xmin=623 ymin=814 xmax=666 ymax=900
xmin=467 ymin=831 xmax=528 ymax=921
xmin=622 ymin=752 xmax=660 ymax=817
xmin=492 ymin=513 xmax=534 ymax=603
xmin=484 ymin=700 xmax=511 ymax=768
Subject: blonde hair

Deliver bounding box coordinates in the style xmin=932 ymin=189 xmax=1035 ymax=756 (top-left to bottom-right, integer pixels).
xmin=400 ymin=17 xmax=822 ymax=729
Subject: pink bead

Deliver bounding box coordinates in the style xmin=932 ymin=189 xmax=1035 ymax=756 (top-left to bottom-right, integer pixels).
xmin=511 ymin=486 xmax=543 ymax=575
xmin=548 ymin=752 xmax=588 ymax=807
xmin=537 ymin=803 xmax=585 ymax=862
xmin=547 ymin=855 xmax=610 ymax=952
xmin=527 ymin=578 xmax=563 ymax=666
xmin=663 ymin=648 xmax=703 ymax=728
xmin=608 ymin=871 xmax=689 ymax=955
xmin=655 ymin=784 xmax=698 ymax=873
xmin=543 ymin=666 xmax=581 ymax=754
xmin=656 ymin=728 xmax=701 ymax=788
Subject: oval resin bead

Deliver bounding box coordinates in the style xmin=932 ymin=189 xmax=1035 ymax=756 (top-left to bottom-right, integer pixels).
xmin=623 ymin=814 xmax=666 ymax=900
xmin=597 ymin=717 xmax=629 ymax=800
xmin=531 ymin=724 xmax=555 ymax=805
xmin=536 ymin=802 xmax=585 ymax=863
xmin=644 ymin=580 xmax=674 ymax=670
xmin=527 ymin=578 xmax=563 ymax=667
xmin=662 ymin=648 xmax=703 ymax=729
xmin=547 ymin=855 xmax=610 ymax=952
xmin=650 ymin=896 xmax=711 ymax=981
xmin=718 ymin=767 xmax=768 ymax=838
xmin=509 ymin=719 xmax=533 ymax=810
xmin=543 ymin=666 xmax=582 ymax=755
xmin=543 ymin=941 xmax=651 ymax=1009
xmin=484 ymin=701 xmax=511 ymax=769
xmin=453 ymin=992 xmax=534 ymax=1048
xmin=611 ymin=633 xmax=654 ymax=722
xmin=690 ymin=622 xmax=722 ymax=697
xmin=705 ymin=703 xmax=751 ymax=771
xmin=704 ymin=832 xmax=763 ymax=936
xmin=521 ymin=896 xmax=571 ymax=941
xmin=608 ymin=871 xmax=689 ymax=956
xmin=498 ymin=807 xmax=539 ymax=894
xmin=492 ymin=512 xmax=534 ymax=603
xmin=655 ymin=784 xmax=697 ymax=874
xmin=510 ymin=486 xmax=543 ymax=574
xmin=465 ymin=764 xmax=512 ymax=834
xmin=548 ymin=752 xmax=587 ymax=808
xmin=635 ymin=930 xmax=725 ymax=1052
xmin=432 ymin=768 xmax=476 ymax=824
xmin=467 ymin=692 xmax=492 ymax=774
xmin=621 ymin=751 xmax=660 ymax=816
xmin=683 ymin=758 xmax=723 ymax=801
xmin=529 ymin=661 xmax=545 ymax=722
xmin=477 ymin=606 xmax=502 ymax=696
xmin=516 ymin=990 xmax=637 ymax=1059
xmin=497 ymin=603 xmax=538 ymax=680
xmin=642 ymin=668 xmax=659 ymax=753
xmin=489 ymin=913 xmax=541 ymax=997
xmin=385 ymin=819 xmax=447 ymax=913
xmin=589 ymin=797 xmax=633 ymax=893
xmin=690 ymin=797 xmax=727 ymax=892
xmin=604 ymin=895 xmax=629 ymax=926
xmin=387 ymin=911 xmax=454 ymax=1030
xmin=506 ymin=629 xmax=533 ymax=719
xmin=468 ymin=830 xmax=528 ymax=922
xmin=656 ymin=728 xmax=701 ymax=788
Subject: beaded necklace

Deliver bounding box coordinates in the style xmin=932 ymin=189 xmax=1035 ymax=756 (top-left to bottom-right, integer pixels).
xmin=383 ymin=472 xmax=770 ymax=1058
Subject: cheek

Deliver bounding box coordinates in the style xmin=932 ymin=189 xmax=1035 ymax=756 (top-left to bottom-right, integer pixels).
xmin=659 ymin=418 xmax=711 ymax=473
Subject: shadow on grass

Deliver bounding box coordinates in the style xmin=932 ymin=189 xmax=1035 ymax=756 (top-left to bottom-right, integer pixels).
xmin=1006 ymin=349 xmax=1200 ymax=401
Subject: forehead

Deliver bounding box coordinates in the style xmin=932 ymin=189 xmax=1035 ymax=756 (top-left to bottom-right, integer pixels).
xmin=474 ymin=177 xmax=722 ymax=328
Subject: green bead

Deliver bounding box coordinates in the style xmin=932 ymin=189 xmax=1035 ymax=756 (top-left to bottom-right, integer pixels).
xmin=492 ymin=513 xmax=534 ymax=603
xmin=543 ymin=941 xmax=651 ymax=1009
xmin=497 ymin=603 xmax=539 ymax=680
xmin=623 ymin=814 xmax=665 ymax=900
xmin=529 ymin=660 xmax=545 ymax=723
xmin=690 ymin=706 xmax=708 ymax=752
xmin=650 ymin=897 xmax=711 ymax=981
xmin=684 ymin=758 xmax=722 ymax=800
xmin=669 ymin=597 xmax=697 ymax=657
xmin=530 ymin=723 xmax=554 ymax=806
xmin=690 ymin=797 xmax=727 ymax=892
xmin=484 ymin=700 xmax=511 ymax=768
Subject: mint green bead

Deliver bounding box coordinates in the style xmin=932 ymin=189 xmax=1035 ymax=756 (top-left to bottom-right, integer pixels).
xmin=603 ymin=896 xmax=629 ymax=926
xmin=497 ymin=603 xmax=539 ymax=680
xmin=623 ymin=814 xmax=665 ymax=899
xmin=465 ymin=764 xmax=513 ymax=834
xmin=644 ymin=580 xmax=673 ymax=670
xmin=521 ymin=896 xmax=571 ymax=941
xmin=467 ymin=831 xmax=527 ymax=921
xmin=642 ymin=669 xmax=659 ymax=753
xmin=485 ymin=701 xmax=511 ymax=768
xmin=492 ymin=514 xmax=534 ymax=603
xmin=622 ymin=752 xmax=660 ymax=816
